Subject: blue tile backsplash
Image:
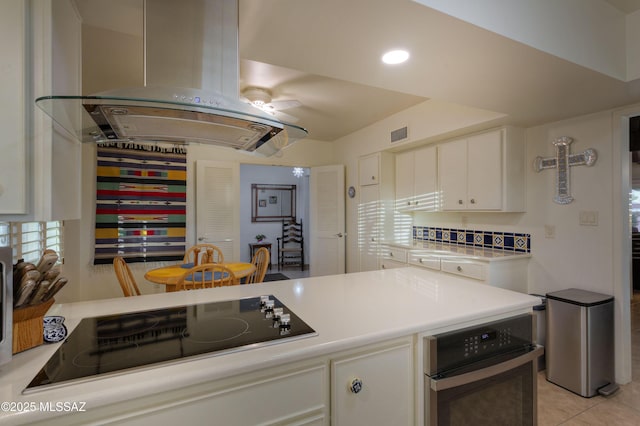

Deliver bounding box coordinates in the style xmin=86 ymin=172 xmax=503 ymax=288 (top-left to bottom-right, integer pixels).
xmin=413 ymin=226 xmax=531 ymax=253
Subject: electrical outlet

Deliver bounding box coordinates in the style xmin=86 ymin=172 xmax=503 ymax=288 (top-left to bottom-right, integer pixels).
xmin=544 ymin=225 xmax=555 ymax=239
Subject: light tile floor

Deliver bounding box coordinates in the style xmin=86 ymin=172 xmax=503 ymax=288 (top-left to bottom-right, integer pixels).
xmin=538 ymin=291 xmax=640 ymax=425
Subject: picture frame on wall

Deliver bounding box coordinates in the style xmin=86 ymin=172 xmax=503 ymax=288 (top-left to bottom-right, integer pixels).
xmin=259 ymin=199 xmax=267 ymax=207
xmin=269 ymin=196 xmax=278 ymax=204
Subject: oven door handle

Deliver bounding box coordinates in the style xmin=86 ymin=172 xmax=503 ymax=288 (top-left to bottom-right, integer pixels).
xmin=429 ymin=346 xmax=544 ymax=391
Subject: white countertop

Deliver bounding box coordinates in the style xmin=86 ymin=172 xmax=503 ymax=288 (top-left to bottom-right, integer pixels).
xmin=0 ymin=267 xmax=539 ymax=425
xmin=385 ymin=241 xmax=531 ymax=261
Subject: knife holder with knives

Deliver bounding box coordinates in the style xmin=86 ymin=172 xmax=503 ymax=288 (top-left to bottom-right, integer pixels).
xmin=13 ymin=298 xmax=55 ymax=353
xmin=12 ymin=250 xmax=67 ymax=353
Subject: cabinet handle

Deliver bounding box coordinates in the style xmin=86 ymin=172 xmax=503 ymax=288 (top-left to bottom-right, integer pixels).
xmin=349 ymin=378 xmax=364 ymax=394
xmin=407 ymin=201 xmax=411 ymax=206
xmin=470 ymin=198 xmax=476 ymax=204
xmin=457 ymin=266 xmax=463 ymax=272
xmin=389 ymin=252 xmax=393 ymax=257
xmin=458 ymin=199 xmax=463 ymax=205
xmin=419 ymin=258 xmax=423 ymax=263
xmin=371 ymin=176 xmax=375 ymax=180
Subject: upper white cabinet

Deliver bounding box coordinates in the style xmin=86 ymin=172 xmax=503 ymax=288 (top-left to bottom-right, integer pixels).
xmin=395 ymin=145 xmax=437 ymax=212
xmin=0 ymin=0 xmax=81 ymax=220
xmin=358 ymin=153 xmax=382 ymax=186
xmin=0 ymin=2 xmax=28 ymax=214
xmin=438 ymin=127 xmax=525 ymax=212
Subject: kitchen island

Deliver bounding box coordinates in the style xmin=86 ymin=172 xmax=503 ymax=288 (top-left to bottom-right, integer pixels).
xmin=0 ymin=267 xmax=539 ymax=425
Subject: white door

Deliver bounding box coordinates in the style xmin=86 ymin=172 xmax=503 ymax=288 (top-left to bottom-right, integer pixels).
xmin=310 ymin=165 xmax=345 ymax=276
xmin=195 ymin=160 xmax=240 ymax=262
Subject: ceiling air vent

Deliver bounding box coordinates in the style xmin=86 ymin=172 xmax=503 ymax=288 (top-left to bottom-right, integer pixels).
xmin=390 ymin=126 xmax=408 ymax=143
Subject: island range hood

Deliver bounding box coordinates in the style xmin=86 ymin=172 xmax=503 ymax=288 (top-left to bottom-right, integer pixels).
xmin=35 ymin=0 xmax=307 ymax=156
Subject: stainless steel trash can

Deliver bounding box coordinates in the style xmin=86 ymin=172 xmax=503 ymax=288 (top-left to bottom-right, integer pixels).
xmin=546 ymin=288 xmax=615 ymax=397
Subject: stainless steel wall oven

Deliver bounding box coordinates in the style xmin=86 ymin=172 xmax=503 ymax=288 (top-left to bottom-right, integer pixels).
xmin=424 ymin=314 xmax=543 ymax=425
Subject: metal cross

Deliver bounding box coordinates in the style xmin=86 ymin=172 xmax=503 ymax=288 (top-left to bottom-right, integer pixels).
xmin=534 ymin=136 xmax=597 ymax=204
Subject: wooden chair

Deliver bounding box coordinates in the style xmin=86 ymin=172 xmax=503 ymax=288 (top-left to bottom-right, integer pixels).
xmin=113 ymin=256 xmax=141 ymax=297
xmin=277 ymin=220 xmax=304 ymax=271
xmin=175 ymin=264 xmax=238 ymax=291
xmin=247 ymin=247 xmax=270 ymax=284
xmin=183 ymin=244 xmax=224 ymax=266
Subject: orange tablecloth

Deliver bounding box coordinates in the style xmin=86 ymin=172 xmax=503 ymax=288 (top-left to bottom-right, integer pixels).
xmin=144 ymin=262 xmax=256 ymax=292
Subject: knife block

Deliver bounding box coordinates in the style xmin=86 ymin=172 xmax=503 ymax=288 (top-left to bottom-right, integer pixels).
xmin=12 ymin=298 xmax=55 ymax=354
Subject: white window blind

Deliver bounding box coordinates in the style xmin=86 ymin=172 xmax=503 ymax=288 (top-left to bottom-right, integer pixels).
xmin=0 ymin=221 xmax=63 ymax=264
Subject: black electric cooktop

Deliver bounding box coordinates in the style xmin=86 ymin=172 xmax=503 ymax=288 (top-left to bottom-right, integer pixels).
xmin=25 ymin=295 xmax=316 ymax=392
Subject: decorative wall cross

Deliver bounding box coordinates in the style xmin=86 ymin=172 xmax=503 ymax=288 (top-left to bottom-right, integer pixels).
xmin=534 ymin=136 xmax=597 ymax=204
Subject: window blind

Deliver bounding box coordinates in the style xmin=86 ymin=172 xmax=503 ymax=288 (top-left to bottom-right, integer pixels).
xmin=0 ymin=221 xmax=63 ymax=264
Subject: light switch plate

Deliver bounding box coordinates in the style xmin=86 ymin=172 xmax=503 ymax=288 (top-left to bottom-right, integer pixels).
xmin=579 ymin=211 xmax=598 ymax=226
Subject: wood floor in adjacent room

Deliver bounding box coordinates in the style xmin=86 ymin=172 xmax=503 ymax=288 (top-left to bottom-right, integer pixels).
xmin=537 ymin=292 xmax=640 ymax=425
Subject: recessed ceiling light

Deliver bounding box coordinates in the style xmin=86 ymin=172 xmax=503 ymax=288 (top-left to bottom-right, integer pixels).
xmin=382 ymin=49 xmax=410 ymax=65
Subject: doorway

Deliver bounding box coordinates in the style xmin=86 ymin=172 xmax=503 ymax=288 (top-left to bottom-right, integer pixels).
xmin=239 ymin=165 xmax=310 ymax=271
xmin=614 ymin=108 xmax=640 ymax=384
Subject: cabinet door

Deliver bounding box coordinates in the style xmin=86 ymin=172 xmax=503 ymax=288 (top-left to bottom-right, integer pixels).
xmin=358 ymin=184 xmax=381 ymax=271
xmin=395 ymin=151 xmax=414 ymax=211
xmin=438 ymin=139 xmax=468 ymax=210
xmin=359 ymin=154 xmax=380 ymax=186
xmin=413 ymin=145 xmax=437 ymax=211
xmin=332 ymin=342 xmax=413 ymax=425
xmin=0 ymin=1 xmax=27 ymax=213
xmin=467 ymin=130 xmax=502 ymax=210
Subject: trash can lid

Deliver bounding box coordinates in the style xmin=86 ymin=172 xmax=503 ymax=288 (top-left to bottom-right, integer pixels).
xmin=546 ymin=288 xmax=613 ymax=307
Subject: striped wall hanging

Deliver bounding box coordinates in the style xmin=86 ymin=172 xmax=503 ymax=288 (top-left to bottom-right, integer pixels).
xmin=94 ymin=143 xmax=187 ymax=265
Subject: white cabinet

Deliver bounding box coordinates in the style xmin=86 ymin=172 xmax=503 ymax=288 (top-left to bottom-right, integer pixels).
xmin=408 ymin=251 xmax=441 ymax=271
xmin=390 ymin=245 xmax=530 ymax=292
xmin=0 ymin=1 xmax=28 ymax=213
xmin=0 ymin=0 xmax=81 ymax=220
xmin=38 ymin=362 xmax=329 ymax=426
xmin=380 ymin=246 xmax=408 ymax=269
xmin=359 ymin=185 xmax=383 ymax=271
xmin=357 ymin=152 xmax=397 ymax=272
xmin=440 ymin=258 xmax=487 ymax=281
xmin=331 ymin=339 xmax=413 ymax=426
xmin=358 ymin=153 xmax=383 ymax=186
xmin=395 ymin=145 xmax=438 ymax=212
xmin=438 ymin=127 xmax=524 ymax=212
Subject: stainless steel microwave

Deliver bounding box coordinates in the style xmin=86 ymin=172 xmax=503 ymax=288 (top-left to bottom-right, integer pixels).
xmin=0 ymin=247 xmax=12 ymax=366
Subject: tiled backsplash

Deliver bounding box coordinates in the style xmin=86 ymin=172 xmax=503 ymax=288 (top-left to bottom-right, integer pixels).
xmin=413 ymin=226 xmax=531 ymax=252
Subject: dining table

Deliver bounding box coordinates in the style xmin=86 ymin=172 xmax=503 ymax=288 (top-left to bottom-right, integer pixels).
xmin=144 ymin=262 xmax=256 ymax=292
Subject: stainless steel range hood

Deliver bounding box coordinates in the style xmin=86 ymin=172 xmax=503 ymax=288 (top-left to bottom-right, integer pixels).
xmin=35 ymin=0 xmax=307 ymax=156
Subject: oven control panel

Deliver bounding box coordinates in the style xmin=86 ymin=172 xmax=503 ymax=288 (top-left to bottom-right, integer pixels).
xmin=425 ymin=314 xmax=533 ymax=376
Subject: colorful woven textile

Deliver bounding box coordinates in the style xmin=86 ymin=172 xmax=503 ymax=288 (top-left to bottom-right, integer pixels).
xmin=94 ymin=143 xmax=187 ymax=265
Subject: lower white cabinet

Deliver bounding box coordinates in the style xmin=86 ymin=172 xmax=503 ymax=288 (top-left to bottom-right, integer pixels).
xmin=331 ymin=339 xmax=414 ymax=426
xmin=380 ymin=246 xmax=408 ymax=270
xmin=35 ymin=363 xmax=329 ymax=426
xmin=33 ymin=339 xmax=416 ymax=426
xmin=396 ymin=245 xmax=530 ymax=293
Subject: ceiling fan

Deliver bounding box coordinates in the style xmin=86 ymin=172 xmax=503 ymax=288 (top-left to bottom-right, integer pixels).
xmin=241 ymin=87 xmax=302 ymax=123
